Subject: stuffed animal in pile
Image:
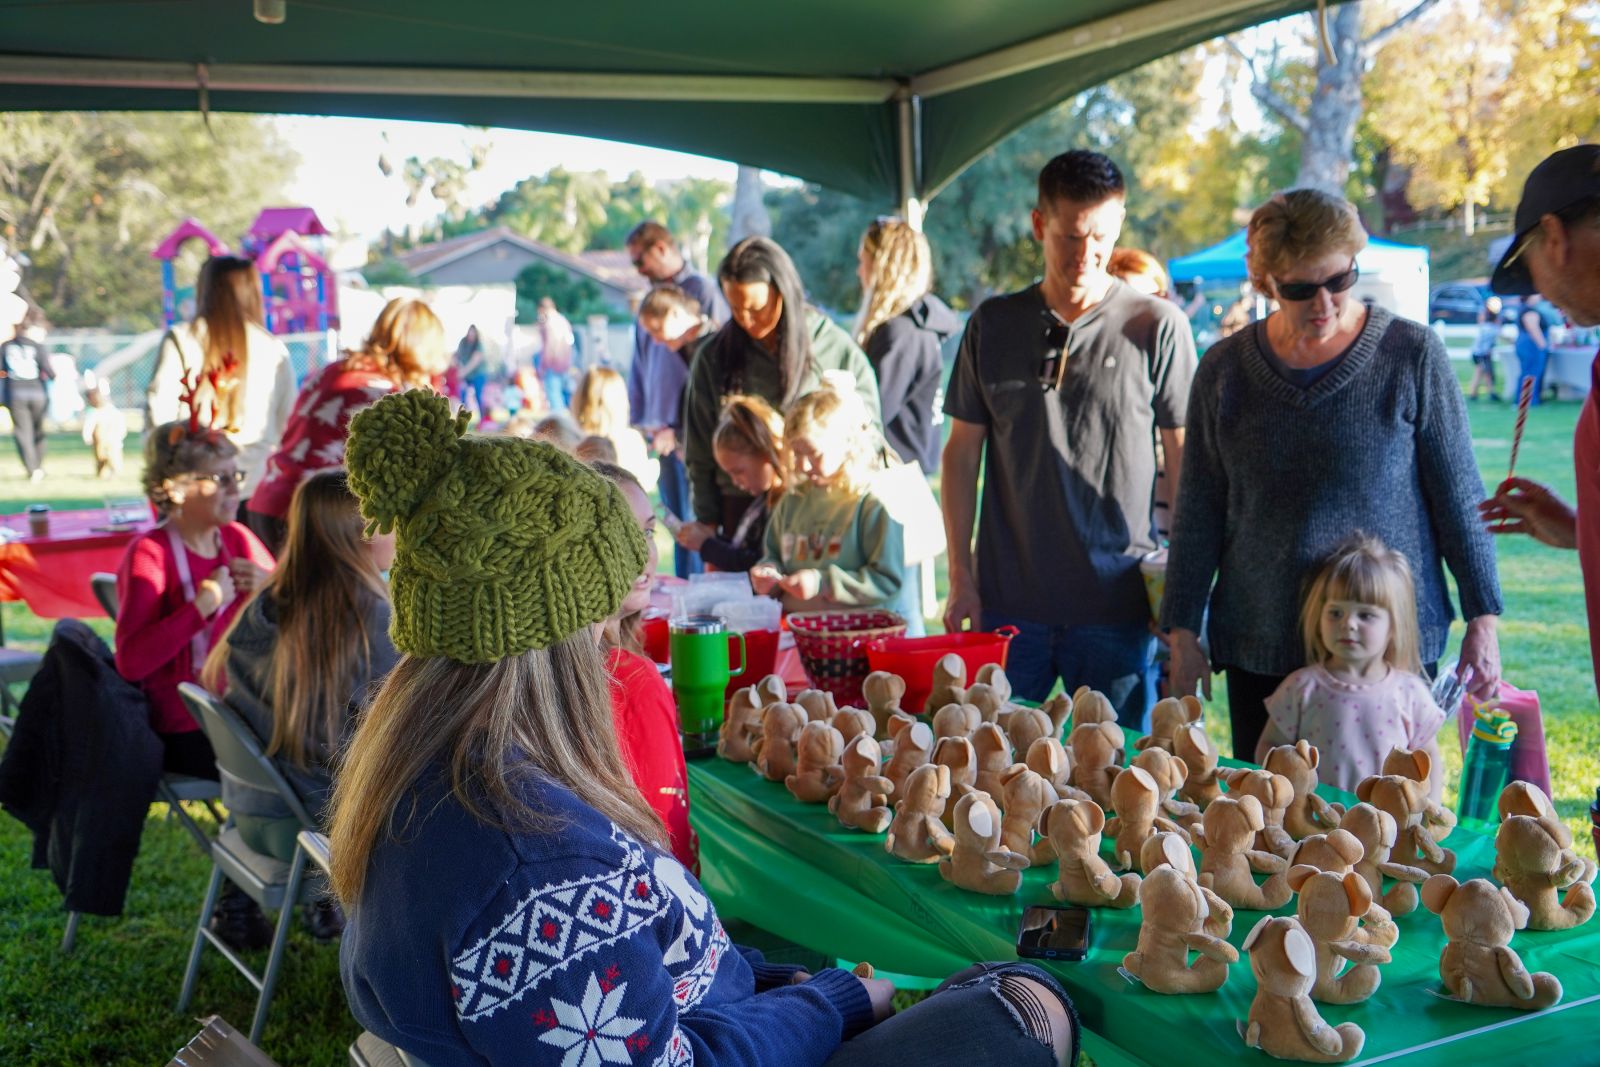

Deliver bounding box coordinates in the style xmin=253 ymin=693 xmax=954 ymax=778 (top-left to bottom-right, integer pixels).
xmin=1218 ymin=767 xmax=1296 ymax=859
xmin=1196 ymin=795 xmax=1292 ymax=911
xmin=1285 ymin=866 xmax=1393 ymax=1004
xmin=939 ymin=791 xmax=1028 ymax=895
xmin=1240 ymin=915 xmax=1365 ymax=1063
xmin=796 ymin=688 xmax=840 ymax=723
xmin=862 ymin=670 xmax=907 ymax=738
xmin=751 ymin=701 xmax=808 ymax=781
xmin=1338 ymin=801 xmax=1429 ymax=917
xmin=971 ymin=723 xmax=1015 ymax=798
xmin=1122 ymin=864 xmax=1237 ymax=994
xmin=1132 ymin=747 xmax=1200 ymax=831
xmin=828 ymin=734 xmax=894 ymax=833
xmin=884 ymin=763 xmax=956 ymax=863
xmin=1421 ymin=874 xmax=1562 ymax=1010
xmin=830 ymin=707 xmax=877 ymax=747
xmin=1288 ymin=830 xmax=1397 ymax=946
xmin=932 ymin=701 xmax=982 ymax=741
xmin=1106 ymin=765 xmax=1191 ymax=872
xmin=720 ymin=674 xmax=786 ymax=762
xmin=1041 ymin=798 xmax=1140 ymax=908
xmin=998 ymin=763 xmax=1059 ymax=865
xmin=1068 ymin=720 xmax=1124 ymax=810
xmin=1174 ymin=722 xmax=1224 ymax=809
xmin=785 ymin=721 xmax=846 ymax=803
xmin=883 ymin=716 xmax=935 ymax=798
xmin=1135 ymin=694 xmax=1203 ymax=756
xmin=1381 ymin=746 xmax=1454 ymax=843
xmin=1027 ymin=736 xmax=1089 ymax=803
xmin=925 ymin=654 xmax=967 ymax=714
xmin=1354 ymin=771 xmax=1455 ymax=876
xmin=1493 ymin=782 xmax=1597 ymax=931
xmin=932 ymin=736 xmax=978 ymax=825
xmin=1264 ymin=741 xmax=1344 ymax=839
xmin=965 ymin=664 xmax=1013 ymax=725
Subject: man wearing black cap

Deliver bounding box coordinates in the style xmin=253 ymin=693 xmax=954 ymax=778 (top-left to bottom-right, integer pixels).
xmin=1480 ymin=144 xmax=1600 ymax=691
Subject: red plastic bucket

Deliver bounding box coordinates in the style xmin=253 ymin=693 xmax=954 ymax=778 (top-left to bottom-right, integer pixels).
xmin=726 ymin=628 xmax=780 ymax=699
xmin=863 ymin=627 xmax=1019 ymax=713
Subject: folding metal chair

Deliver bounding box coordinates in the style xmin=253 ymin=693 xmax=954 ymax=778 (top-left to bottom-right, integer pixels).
xmin=0 ymin=645 xmax=41 ymax=738
xmin=176 ymin=683 xmax=323 ymax=1045
xmin=90 ymin=571 xmax=119 ymax=619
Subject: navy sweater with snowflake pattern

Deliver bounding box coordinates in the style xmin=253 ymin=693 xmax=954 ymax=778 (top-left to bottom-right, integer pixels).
xmin=341 ymin=768 xmax=873 ymax=1067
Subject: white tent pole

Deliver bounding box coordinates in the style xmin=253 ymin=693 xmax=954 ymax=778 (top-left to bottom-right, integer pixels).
xmin=894 ymin=89 xmax=926 ymax=231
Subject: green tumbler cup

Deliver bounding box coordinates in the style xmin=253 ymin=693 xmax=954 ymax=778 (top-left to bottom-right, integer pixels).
xmin=670 ymin=614 xmax=746 ymax=756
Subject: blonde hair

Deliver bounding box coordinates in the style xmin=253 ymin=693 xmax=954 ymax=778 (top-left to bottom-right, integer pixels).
xmin=1108 ymin=248 xmax=1170 ymax=298
xmin=638 ymin=285 xmax=701 ymax=323
xmin=713 ymin=395 xmax=785 ymax=505
xmin=1246 ymin=189 xmax=1368 ymax=298
xmin=327 ymin=636 xmax=664 ymax=906
xmin=576 ymin=434 xmax=619 ymax=465
xmin=855 ymin=219 xmax=933 ymax=347
xmin=192 ymin=256 xmax=264 ymax=433
xmin=348 ymin=298 xmax=448 ymax=388
xmin=1299 ymin=534 xmax=1421 ymax=673
xmin=572 ymin=367 xmax=631 ymax=438
xmin=783 ymin=382 xmax=878 ymax=495
xmin=203 ymin=470 xmax=386 ymax=768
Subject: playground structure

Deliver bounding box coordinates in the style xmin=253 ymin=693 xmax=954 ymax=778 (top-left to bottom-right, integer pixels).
xmin=151 ymin=207 xmax=339 ymax=334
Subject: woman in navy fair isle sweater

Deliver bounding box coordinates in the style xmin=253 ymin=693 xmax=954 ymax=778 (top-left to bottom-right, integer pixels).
xmin=328 ymin=389 xmax=1077 ymax=1067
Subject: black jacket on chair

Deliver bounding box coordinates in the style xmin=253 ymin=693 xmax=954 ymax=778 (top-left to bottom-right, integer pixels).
xmin=0 ymin=619 xmax=163 ymax=915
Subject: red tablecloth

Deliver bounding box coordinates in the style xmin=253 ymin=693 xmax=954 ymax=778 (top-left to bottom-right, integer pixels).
xmin=0 ymin=508 xmax=152 ymax=619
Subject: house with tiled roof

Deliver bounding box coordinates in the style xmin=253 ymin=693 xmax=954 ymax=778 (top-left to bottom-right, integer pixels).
xmin=396 ymin=227 xmax=648 ymax=312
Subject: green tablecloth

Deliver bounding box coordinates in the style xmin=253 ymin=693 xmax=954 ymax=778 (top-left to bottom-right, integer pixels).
xmin=689 ymin=744 xmax=1600 ymax=1067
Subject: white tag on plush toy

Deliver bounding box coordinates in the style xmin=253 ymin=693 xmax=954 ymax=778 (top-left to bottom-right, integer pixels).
xmin=1116 ymin=966 xmax=1141 ymax=986
xmin=967 ymin=803 xmax=994 ymax=839
xmin=1284 ymin=926 xmax=1316 ymax=977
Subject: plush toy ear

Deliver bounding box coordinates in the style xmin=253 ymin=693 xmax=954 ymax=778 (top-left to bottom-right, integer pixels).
xmin=1237 ymin=794 xmax=1265 ymax=831
xmin=1342 ymin=871 xmax=1373 ymax=916
xmin=1355 ymin=776 xmax=1378 ymax=803
xmin=887 ymin=674 xmax=907 ymax=700
xmin=853 ymin=734 xmax=882 ymax=763
xmin=936 ymin=763 xmax=951 ymax=794
xmin=1286 ymin=863 xmax=1319 ymax=893
xmin=1297 ymin=739 xmax=1318 ymax=769
xmin=999 ymin=763 xmax=1027 ymax=787
xmin=964 ymin=798 xmax=995 ymax=838
xmin=1189 ymin=876 xmax=1210 ymax=920
xmin=1080 ymin=800 xmax=1106 ymax=835
xmin=1169 ymin=755 xmax=1189 ymax=784
xmin=1500 ymin=885 xmax=1531 ymax=929
xmin=1499 ymin=781 xmax=1550 ymax=820
xmin=1160 ymin=833 xmax=1190 ymax=872
xmin=1032 ymin=739 xmax=1062 ymax=777
xmin=1329 ymin=829 xmax=1364 ymax=866
xmin=1421 ymin=874 xmax=1459 ymax=915
xmin=1181 ymin=694 xmax=1203 ymax=724
xmin=1282 ymin=925 xmax=1316 ymax=977
xmin=1181 ymin=723 xmax=1213 ymax=757
xmin=1377 ymin=808 xmax=1397 ymax=846
xmin=1241 ymin=914 xmax=1273 ymax=953
xmin=1128 ymin=765 xmax=1157 ymax=792
xmin=909 ymin=721 xmax=933 ymax=752
xmin=1410 ymin=747 xmax=1432 ymax=783
xmin=1099 ymin=721 xmax=1123 ymax=745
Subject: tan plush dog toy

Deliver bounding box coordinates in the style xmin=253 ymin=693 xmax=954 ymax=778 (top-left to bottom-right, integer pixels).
xmin=751 ymin=702 xmax=808 ymax=782
xmin=925 ymin=654 xmax=967 ymax=714
xmin=1338 ymin=801 xmax=1428 ymax=916
xmin=1107 ymin=765 xmax=1192 ymax=871
xmin=1286 ymin=866 xmax=1393 ymax=1004
xmin=862 ymin=670 xmax=907 ymax=738
xmin=999 ymin=763 xmax=1060 ymax=865
xmin=1382 ymin=746 xmax=1454 ymax=842
xmin=932 ymin=736 xmax=978 ymax=824
xmin=883 ymin=716 xmax=935 ymax=798
xmin=719 ymin=675 xmax=786 ymax=762
xmin=1355 ymin=771 xmax=1455 ymax=876
xmin=1174 ymin=722 xmax=1224 ymax=809
xmin=1240 ymin=916 xmax=1365 ymax=1063
xmin=1123 ymin=865 xmax=1238 ymax=994
xmin=972 ymin=723 xmax=1015 ymax=798
xmin=1197 ymin=795 xmax=1292 ymax=911
xmin=828 ymin=734 xmax=894 ymax=833
xmin=1494 ymin=782 xmax=1598 ymax=930
xmin=939 ymin=791 xmax=1029 ymax=895
xmin=931 ymin=701 xmax=982 ymax=741
xmin=785 ymin=721 xmax=846 ymax=803
xmin=1068 ymin=720 xmax=1124 ymax=810
xmin=1041 ymin=799 xmax=1141 ymax=908
xmin=1422 ymin=874 xmax=1563 ymax=1010
xmin=1219 ymin=767 xmax=1296 ymax=859
xmin=1264 ymin=741 xmax=1344 ymax=839
xmin=1135 ymin=694 xmax=1204 ymax=755
xmin=884 ymin=763 xmax=956 ymax=863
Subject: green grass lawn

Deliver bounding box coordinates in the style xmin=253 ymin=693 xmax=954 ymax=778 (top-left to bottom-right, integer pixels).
xmin=2 ymin=377 xmax=1598 ymax=1065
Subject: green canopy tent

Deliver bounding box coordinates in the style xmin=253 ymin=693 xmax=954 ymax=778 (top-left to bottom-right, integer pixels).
xmin=1 ymin=0 xmax=1325 ymax=218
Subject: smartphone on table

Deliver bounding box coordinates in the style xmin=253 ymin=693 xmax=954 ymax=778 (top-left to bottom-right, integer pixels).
xmin=1016 ymin=904 xmax=1092 ymax=961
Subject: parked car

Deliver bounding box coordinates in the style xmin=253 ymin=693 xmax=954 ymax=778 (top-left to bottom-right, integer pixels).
xmin=1428 ymin=282 xmax=1492 ymax=325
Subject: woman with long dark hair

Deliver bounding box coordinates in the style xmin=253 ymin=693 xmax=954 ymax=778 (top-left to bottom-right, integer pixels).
xmin=147 ymin=255 xmax=296 ymax=504
xmin=683 ymin=237 xmax=881 ymax=539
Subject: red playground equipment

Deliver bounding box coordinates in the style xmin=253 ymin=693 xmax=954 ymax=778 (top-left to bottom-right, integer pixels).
xmin=151 ymin=207 xmax=339 ymax=333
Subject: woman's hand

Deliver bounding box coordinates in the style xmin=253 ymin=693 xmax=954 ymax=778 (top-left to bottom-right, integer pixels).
xmin=651 ymin=426 xmax=678 ymax=457
xmin=195 ymin=566 xmax=236 ymax=617
xmin=856 ymin=974 xmax=897 ymax=1024
xmin=750 ymin=564 xmax=782 ymax=596
xmin=1457 ymin=615 xmax=1502 ymax=702
xmin=777 ymin=570 xmax=822 ymax=601
xmin=1168 ymin=628 xmax=1213 ymax=701
xmin=1479 ymin=477 xmax=1577 ymax=548
xmin=229 ymin=557 xmax=271 ymax=595
xmin=674 ymin=521 xmax=713 ymax=552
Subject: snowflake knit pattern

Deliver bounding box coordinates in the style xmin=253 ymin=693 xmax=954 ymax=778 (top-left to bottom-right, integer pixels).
xmin=345 ymin=389 xmax=647 ymax=660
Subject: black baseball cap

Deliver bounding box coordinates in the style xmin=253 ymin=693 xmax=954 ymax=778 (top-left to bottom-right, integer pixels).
xmin=1492 ymin=144 xmax=1600 ymax=296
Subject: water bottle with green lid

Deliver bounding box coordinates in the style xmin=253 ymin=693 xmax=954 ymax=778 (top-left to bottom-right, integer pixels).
xmin=1456 ymin=705 xmax=1517 ymax=832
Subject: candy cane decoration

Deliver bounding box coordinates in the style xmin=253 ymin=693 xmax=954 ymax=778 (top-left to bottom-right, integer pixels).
xmin=1508 ymin=375 xmax=1534 ymax=481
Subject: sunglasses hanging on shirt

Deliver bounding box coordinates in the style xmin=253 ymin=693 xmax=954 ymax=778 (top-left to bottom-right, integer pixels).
xmin=1274 ymin=263 xmax=1360 ymax=302
xmin=1039 ymin=311 xmax=1071 ymax=392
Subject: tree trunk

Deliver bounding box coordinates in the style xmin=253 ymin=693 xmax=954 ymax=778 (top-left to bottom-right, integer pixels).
xmin=730 ymin=165 xmax=770 ymax=244
xmin=1295 ymin=2 xmax=1366 ymax=192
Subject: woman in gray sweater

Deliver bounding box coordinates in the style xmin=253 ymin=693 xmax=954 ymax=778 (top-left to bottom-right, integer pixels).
xmin=1160 ymin=189 xmax=1502 ymax=758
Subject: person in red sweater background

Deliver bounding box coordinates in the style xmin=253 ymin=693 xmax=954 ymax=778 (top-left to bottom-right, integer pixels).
xmin=593 ymin=460 xmax=697 ymax=870
xmin=244 ymin=297 xmax=449 ymax=553
xmin=116 ymin=422 xmax=275 ymax=781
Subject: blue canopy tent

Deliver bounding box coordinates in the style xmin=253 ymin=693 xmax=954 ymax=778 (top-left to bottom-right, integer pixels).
xmin=1169 ymin=229 xmax=1431 ymax=323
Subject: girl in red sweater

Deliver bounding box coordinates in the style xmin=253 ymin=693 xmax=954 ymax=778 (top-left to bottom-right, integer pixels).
xmin=592 ymin=460 xmax=697 ymax=870
xmin=115 ymin=422 xmax=275 ymax=780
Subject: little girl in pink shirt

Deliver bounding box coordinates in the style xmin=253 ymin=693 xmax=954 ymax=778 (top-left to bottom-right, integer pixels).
xmin=1256 ymin=535 xmax=1445 ymax=797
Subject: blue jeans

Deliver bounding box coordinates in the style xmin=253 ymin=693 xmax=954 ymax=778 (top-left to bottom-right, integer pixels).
xmin=543 ymin=369 xmax=571 ymax=411
xmin=823 ymin=962 xmax=1075 ymax=1067
xmin=981 ymin=611 xmax=1157 ymax=731
xmin=656 ymin=451 xmax=703 ymax=578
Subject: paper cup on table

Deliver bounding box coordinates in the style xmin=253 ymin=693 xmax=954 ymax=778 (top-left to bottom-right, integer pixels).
xmin=1139 ymin=548 xmax=1167 ymax=621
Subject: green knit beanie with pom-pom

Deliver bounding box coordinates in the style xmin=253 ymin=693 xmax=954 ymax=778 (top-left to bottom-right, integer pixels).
xmin=345 ymin=390 xmax=648 ymax=662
